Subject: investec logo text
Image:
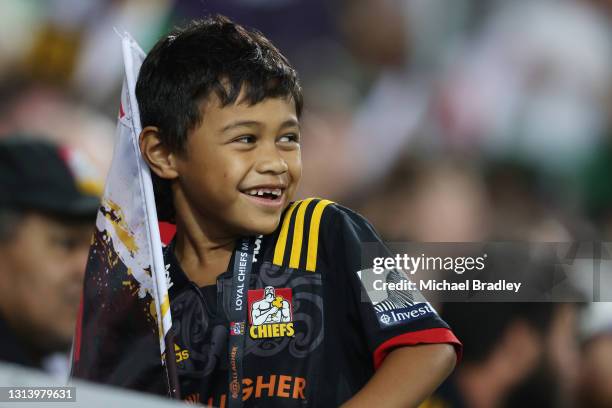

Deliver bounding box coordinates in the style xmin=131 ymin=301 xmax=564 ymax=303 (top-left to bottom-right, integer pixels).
xmin=377 ymin=303 xmax=434 ymax=327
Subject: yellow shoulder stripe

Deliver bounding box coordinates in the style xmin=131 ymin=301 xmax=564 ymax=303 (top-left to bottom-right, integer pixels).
xmin=273 ymin=198 xmax=334 ymax=272
xmin=289 ymin=198 xmax=316 ymax=269
xmin=305 ymin=199 xmax=333 ymax=271
xmin=273 ymin=201 xmax=300 ymax=266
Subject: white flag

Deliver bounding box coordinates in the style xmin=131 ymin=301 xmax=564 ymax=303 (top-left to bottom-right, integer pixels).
xmin=71 ymin=32 xmax=177 ymax=397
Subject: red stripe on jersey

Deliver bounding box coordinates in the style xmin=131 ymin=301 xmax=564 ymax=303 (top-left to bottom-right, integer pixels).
xmin=373 ymin=328 xmax=462 ymax=370
xmin=159 ymin=222 xmax=176 ymax=245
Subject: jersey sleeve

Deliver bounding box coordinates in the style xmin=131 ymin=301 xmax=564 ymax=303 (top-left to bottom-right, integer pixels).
xmin=325 ymin=204 xmax=462 ymax=369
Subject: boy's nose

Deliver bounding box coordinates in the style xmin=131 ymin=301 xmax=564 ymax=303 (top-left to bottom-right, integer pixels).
xmin=256 ymin=146 xmax=289 ymax=175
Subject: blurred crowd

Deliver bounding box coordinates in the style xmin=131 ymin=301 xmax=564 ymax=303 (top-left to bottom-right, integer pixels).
xmin=0 ymin=0 xmax=611 ymax=407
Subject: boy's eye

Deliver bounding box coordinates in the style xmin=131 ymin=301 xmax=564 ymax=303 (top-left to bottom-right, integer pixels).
xmin=234 ymin=135 xmax=256 ymax=144
xmin=278 ymin=133 xmax=300 ymax=143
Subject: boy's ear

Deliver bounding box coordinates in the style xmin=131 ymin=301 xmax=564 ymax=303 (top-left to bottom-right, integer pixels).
xmin=139 ymin=126 xmax=179 ymax=180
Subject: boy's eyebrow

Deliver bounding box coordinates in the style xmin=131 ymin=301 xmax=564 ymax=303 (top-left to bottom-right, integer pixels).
xmin=221 ymin=118 xmax=300 ymax=132
xmin=279 ymin=118 xmax=300 ymax=129
xmin=221 ymin=120 xmax=261 ymax=132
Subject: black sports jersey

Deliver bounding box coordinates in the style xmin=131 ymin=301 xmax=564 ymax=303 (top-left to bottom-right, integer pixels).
xmin=165 ymin=199 xmax=461 ymax=407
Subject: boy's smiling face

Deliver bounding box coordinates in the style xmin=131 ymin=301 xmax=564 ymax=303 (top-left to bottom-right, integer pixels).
xmin=172 ymin=91 xmax=302 ymax=237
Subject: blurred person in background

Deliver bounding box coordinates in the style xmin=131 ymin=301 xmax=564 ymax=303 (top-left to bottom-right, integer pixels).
xmin=428 ymin=302 xmax=576 ymax=408
xmin=503 ymin=302 xmax=583 ymax=408
xmin=581 ymin=77 xmax=612 ymax=239
xmin=0 ymin=137 xmax=100 ymax=378
xmin=357 ymin=156 xmax=491 ymax=242
xmin=483 ymin=160 xmax=575 ymax=242
xmin=433 ymin=0 xmax=612 ymax=177
xmin=320 ymin=0 xmax=473 ymax=198
xmin=0 ymin=80 xmax=115 ymax=177
xmin=577 ymin=302 xmax=612 ymax=408
xmin=426 ymin=250 xmax=585 ymax=408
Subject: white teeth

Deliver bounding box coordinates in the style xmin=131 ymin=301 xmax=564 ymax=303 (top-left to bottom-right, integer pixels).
xmin=245 ymin=188 xmax=283 ymax=197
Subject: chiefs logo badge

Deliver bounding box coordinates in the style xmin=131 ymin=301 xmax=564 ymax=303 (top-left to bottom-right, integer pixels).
xmin=247 ymin=286 xmax=294 ymax=339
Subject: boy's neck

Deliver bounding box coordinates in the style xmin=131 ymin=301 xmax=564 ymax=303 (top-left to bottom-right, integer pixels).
xmin=174 ymin=228 xmax=235 ymax=287
xmin=172 ymin=192 xmax=238 ymax=287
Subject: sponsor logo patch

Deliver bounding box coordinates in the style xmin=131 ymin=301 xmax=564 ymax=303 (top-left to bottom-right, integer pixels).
xmin=248 ymin=287 xmax=294 ymax=339
xmin=230 ymin=321 xmax=245 ymax=336
xmin=357 ymin=268 xmax=437 ymax=329
xmin=376 ymin=303 xmax=436 ymax=328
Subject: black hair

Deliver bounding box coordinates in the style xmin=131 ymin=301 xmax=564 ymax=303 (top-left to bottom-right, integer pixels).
xmin=136 ymin=15 xmax=303 ymax=221
xmin=0 ymin=207 xmax=22 ymax=243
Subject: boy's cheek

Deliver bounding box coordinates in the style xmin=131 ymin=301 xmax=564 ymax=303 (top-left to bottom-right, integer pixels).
xmin=288 ymin=171 xmax=302 ymax=201
xmin=286 ymin=150 xmax=302 ymax=181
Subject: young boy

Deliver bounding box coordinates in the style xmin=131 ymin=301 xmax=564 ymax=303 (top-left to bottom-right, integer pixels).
xmin=137 ymin=15 xmax=460 ymax=407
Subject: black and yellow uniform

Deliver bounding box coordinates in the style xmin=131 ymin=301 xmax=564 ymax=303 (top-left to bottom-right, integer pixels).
xmin=166 ymin=199 xmax=461 ymax=407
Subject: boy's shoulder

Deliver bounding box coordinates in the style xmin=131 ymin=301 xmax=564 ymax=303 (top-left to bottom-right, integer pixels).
xmin=259 ymin=197 xmax=379 ymax=273
xmin=274 ymin=197 xmax=374 ymax=235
